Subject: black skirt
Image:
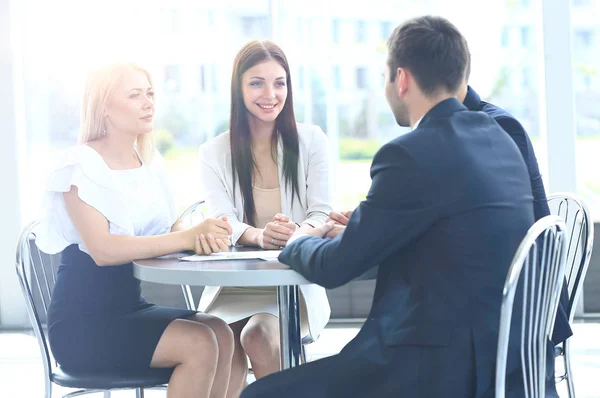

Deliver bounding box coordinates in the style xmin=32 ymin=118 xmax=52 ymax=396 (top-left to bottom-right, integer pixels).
xmin=47 ymin=245 xmax=196 ymax=372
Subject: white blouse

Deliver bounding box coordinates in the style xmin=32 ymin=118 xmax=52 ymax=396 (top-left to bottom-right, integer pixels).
xmin=35 ymin=145 xmax=178 ymax=255
xmin=198 ymin=123 xmax=333 ymax=244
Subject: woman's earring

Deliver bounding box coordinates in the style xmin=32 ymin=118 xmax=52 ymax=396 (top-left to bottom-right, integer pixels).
xmin=102 ymin=126 xmax=107 ymax=136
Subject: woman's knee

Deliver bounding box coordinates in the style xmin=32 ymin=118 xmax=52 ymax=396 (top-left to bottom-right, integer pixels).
xmin=191 ymin=314 xmax=235 ymax=349
xmin=240 ymin=316 xmax=279 ymax=359
xmin=181 ymin=322 xmax=220 ymax=362
xmin=210 ymin=316 xmax=235 ymax=345
xmin=152 ymin=320 xmax=219 ymax=367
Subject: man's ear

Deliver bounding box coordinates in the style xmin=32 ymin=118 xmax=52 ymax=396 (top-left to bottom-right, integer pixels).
xmin=396 ymin=67 xmax=409 ymax=98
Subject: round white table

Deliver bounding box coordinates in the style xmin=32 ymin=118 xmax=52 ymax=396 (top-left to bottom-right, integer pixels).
xmin=133 ymin=250 xmax=310 ymax=370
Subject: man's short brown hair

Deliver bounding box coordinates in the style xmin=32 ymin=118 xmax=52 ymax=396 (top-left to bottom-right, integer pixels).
xmin=387 ymin=16 xmax=469 ymax=96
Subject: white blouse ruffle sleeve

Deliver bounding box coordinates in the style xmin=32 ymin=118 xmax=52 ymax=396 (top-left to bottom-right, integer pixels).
xmin=35 ymin=145 xmax=177 ymax=255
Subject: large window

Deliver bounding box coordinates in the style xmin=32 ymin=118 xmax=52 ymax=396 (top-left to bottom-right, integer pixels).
xmin=572 ymin=0 xmax=600 ymax=219
xmin=16 ymin=0 xmax=551 ymax=220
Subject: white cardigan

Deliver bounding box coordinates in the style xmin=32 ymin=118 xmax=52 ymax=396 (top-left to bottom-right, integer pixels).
xmin=197 ymin=123 xmax=332 ymax=340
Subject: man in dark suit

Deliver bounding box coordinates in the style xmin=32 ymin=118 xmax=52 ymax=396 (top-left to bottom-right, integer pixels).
xmin=458 ymin=81 xmax=573 ymax=347
xmin=460 ymin=80 xmax=550 ymax=222
xmin=241 ymin=16 xmax=554 ymax=398
xmin=331 ymin=53 xmax=572 ymax=347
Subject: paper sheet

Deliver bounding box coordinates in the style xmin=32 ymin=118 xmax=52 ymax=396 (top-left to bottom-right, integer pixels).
xmin=180 ymin=250 xmax=282 ymax=262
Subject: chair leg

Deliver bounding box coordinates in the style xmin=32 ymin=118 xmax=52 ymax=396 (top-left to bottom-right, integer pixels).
xmin=563 ymin=340 xmax=576 ymax=398
xmin=136 ymin=388 xmax=145 ymax=398
xmin=181 ymin=285 xmax=195 ymax=310
xmin=44 ymin=379 xmax=52 ymax=398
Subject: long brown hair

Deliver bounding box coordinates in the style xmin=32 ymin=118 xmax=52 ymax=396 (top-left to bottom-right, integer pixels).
xmin=229 ymin=40 xmax=300 ymax=227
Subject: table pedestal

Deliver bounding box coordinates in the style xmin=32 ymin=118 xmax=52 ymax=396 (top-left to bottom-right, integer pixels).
xmin=277 ymin=285 xmax=302 ymax=369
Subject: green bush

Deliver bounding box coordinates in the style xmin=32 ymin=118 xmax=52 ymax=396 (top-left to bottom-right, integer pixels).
xmin=339 ymin=138 xmax=381 ymax=160
xmin=154 ymin=128 xmax=175 ymax=156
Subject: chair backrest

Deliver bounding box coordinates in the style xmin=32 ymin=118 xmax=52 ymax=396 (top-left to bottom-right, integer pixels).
xmin=547 ymin=192 xmax=594 ymax=321
xmin=495 ymin=215 xmax=568 ymax=398
xmin=178 ymin=200 xmax=205 ymax=227
xmin=15 ymin=220 xmax=59 ymax=389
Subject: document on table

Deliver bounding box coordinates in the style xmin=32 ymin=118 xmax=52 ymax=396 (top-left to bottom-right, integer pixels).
xmin=180 ymin=250 xmax=282 ymax=262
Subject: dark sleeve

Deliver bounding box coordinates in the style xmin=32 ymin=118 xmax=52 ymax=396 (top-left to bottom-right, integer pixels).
xmin=278 ymin=142 xmax=441 ymax=289
xmin=495 ymin=117 xmax=551 ymax=220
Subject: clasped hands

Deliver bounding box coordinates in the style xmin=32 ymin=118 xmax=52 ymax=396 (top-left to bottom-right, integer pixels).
xmin=186 ymin=210 xmax=354 ymax=254
xmin=257 ymin=213 xmax=299 ymax=249
xmin=185 ymin=216 xmax=232 ymax=255
xmin=286 ymin=210 xmax=353 ymax=246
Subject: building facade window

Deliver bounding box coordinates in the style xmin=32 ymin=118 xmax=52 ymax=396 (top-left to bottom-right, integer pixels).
xmin=199 ymin=65 xmax=206 ymax=92
xmin=332 ymin=19 xmax=341 ymax=44
xmin=241 ymin=16 xmax=268 ymax=38
xmin=381 ymin=21 xmax=392 ymax=40
xmin=334 ymin=66 xmax=342 ymax=90
xmin=501 ymin=26 xmax=510 ymax=47
xmin=356 ymin=67 xmax=367 ymax=89
xmin=356 ymin=20 xmax=367 ymax=42
xmin=165 ymin=65 xmax=182 ymax=92
xmin=521 ymin=26 xmax=532 ymax=47
xmin=575 ymin=30 xmax=593 ymax=48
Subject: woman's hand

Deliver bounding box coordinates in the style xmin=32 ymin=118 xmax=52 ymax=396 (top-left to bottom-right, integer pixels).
xmin=186 ymin=217 xmax=232 ymax=254
xmin=192 ymin=233 xmax=230 ymax=255
xmin=272 ymin=213 xmax=299 ymax=234
xmin=257 ymin=220 xmax=295 ymax=249
xmin=194 ymin=216 xmax=232 ymax=240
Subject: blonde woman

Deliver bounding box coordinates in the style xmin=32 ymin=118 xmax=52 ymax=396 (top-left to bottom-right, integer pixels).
xmin=36 ymin=63 xmax=239 ymax=398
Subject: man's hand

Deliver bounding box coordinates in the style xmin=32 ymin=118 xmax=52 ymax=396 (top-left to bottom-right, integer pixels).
xmin=287 ymin=222 xmax=335 ymax=246
xmin=326 ymin=210 xmax=353 ymax=226
xmin=325 ymin=224 xmax=346 ymax=239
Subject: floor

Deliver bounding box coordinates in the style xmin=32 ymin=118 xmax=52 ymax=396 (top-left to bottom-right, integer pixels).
xmin=0 ymin=321 xmax=598 ymax=397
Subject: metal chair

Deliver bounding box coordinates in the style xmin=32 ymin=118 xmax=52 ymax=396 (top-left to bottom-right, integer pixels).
xmin=548 ymin=192 xmax=595 ymax=398
xmin=495 ymin=215 xmax=568 ymax=398
xmin=16 ymin=221 xmax=170 ymax=398
xmin=177 ymin=201 xmax=315 ymax=363
xmin=177 ymin=200 xmax=206 ymax=310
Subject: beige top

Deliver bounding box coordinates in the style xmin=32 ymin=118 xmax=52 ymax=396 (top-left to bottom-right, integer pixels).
xmin=252 ymin=186 xmax=282 ymax=228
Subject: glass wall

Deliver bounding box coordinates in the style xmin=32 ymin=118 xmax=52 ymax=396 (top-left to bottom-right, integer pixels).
xmin=571 ymin=0 xmax=600 ymax=219
xmin=15 ymin=0 xmax=549 ymax=220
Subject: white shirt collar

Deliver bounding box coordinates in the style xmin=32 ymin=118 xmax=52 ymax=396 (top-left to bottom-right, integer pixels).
xmin=411 ymin=115 xmax=424 ymax=130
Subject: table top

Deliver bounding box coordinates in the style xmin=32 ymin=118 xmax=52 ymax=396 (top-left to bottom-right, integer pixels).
xmin=132 ymin=249 xmax=311 ymax=287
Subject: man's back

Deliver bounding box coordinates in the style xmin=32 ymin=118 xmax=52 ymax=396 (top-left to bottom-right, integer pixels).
xmin=463 ymin=85 xmax=572 ymax=346
xmin=372 ymin=100 xmax=533 ymax=344
xmin=367 ymin=100 xmax=534 ymax=395
xmin=463 ymin=85 xmax=550 ymax=221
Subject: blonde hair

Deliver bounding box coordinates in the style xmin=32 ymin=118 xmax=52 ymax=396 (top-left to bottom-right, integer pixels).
xmin=79 ymin=62 xmax=156 ymax=163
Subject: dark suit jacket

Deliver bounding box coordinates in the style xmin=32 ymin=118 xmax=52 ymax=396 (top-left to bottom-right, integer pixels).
xmin=463 ymin=86 xmax=549 ymax=220
xmin=464 ymin=86 xmax=572 ymax=345
xmin=279 ymin=98 xmax=543 ymax=397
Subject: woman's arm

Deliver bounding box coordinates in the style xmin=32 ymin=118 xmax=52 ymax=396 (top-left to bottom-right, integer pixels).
xmin=170 ymin=219 xmax=188 ymax=232
xmin=238 ymin=227 xmax=261 ymax=246
xmin=198 ymin=149 xmax=253 ymax=244
xmin=64 ymin=187 xmax=231 ymax=266
xmin=303 ymin=126 xmax=333 ymax=227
